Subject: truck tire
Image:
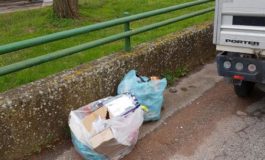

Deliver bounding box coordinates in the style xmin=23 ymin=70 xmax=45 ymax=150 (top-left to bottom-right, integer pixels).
xmin=234 ymin=81 xmax=255 ymax=97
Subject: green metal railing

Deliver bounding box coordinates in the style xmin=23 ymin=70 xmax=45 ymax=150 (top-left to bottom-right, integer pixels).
xmin=0 ymin=0 xmax=214 ymax=76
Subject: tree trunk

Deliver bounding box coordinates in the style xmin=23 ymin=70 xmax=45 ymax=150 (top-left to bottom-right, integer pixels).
xmin=53 ymin=0 xmax=79 ymax=19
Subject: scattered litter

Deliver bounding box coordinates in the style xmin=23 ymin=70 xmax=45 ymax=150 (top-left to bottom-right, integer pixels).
xmin=169 ymin=87 xmax=178 ymax=93
xmin=69 ymin=94 xmax=144 ymax=160
xmin=236 ymin=110 xmax=248 ymax=116
xmin=117 ymin=70 xmax=167 ymax=121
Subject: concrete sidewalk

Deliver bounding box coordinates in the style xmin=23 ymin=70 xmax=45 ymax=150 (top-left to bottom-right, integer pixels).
xmin=30 ymin=63 xmax=222 ymax=160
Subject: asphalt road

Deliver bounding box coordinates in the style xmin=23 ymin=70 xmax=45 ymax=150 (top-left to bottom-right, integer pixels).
xmin=30 ymin=63 xmax=265 ymax=160
xmin=124 ymin=81 xmax=265 ymax=160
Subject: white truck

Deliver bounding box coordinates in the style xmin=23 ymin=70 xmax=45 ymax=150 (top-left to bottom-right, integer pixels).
xmin=213 ymin=0 xmax=265 ymax=97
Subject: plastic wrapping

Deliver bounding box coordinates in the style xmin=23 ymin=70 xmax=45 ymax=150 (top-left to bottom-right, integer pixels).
xmin=69 ymin=94 xmax=144 ymax=160
xmin=117 ymin=70 xmax=167 ymax=121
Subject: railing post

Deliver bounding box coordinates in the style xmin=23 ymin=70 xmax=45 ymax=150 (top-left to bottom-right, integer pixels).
xmin=124 ymin=12 xmax=131 ymax=52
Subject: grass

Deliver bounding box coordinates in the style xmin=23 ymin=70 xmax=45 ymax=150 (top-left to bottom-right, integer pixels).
xmin=163 ymin=67 xmax=189 ymax=86
xmin=0 ymin=0 xmax=214 ymax=92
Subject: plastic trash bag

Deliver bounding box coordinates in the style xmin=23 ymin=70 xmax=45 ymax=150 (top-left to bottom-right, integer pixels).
xmin=69 ymin=94 xmax=144 ymax=160
xmin=71 ymin=133 xmax=107 ymax=160
xmin=105 ymin=108 xmax=143 ymax=146
xmin=117 ymin=70 xmax=167 ymax=121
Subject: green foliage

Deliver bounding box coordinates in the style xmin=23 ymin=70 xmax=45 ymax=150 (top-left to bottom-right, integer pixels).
xmin=163 ymin=67 xmax=189 ymax=85
xmin=0 ymin=0 xmax=214 ymax=92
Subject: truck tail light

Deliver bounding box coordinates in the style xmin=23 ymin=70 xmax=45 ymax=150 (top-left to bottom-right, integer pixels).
xmin=248 ymin=64 xmax=257 ymax=72
xmin=233 ymin=75 xmax=245 ymax=80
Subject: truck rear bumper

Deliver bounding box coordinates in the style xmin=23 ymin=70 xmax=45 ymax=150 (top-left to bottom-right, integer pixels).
xmin=216 ymin=45 xmax=265 ymax=56
xmin=216 ymin=52 xmax=265 ymax=84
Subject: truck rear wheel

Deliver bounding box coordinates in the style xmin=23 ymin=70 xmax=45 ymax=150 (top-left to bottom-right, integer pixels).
xmin=234 ymin=81 xmax=255 ymax=97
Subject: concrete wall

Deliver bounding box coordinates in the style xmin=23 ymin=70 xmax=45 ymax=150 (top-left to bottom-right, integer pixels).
xmin=0 ymin=22 xmax=215 ymax=160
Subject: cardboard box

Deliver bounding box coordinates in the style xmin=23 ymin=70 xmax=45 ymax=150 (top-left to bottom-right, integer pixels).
xmin=82 ymin=107 xmax=108 ymax=134
xmin=88 ymin=128 xmax=114 ymax=148
xmin=82 ymin=107 xmax=127 ymax=158
xmin=90 ymin=128 xmax=127 ymax=158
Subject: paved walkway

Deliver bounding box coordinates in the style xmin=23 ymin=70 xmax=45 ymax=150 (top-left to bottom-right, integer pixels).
xmin=0 ymin=0 xmax=51 ymax=14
